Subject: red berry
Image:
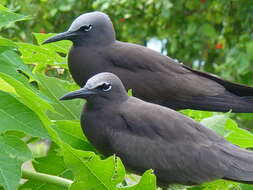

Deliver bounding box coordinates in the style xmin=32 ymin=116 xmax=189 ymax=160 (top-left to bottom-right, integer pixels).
xmin=200 ymin=0 xmax=206 ymax=3
xmin=40 ymin=29 xmax=46 ymax=34
xmin=215 ymin=43 xmax=223 ymax=49
xmin=119 ymin=18 xmax=125 ymax=22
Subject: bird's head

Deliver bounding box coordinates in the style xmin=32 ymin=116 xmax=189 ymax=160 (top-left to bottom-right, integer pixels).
xmin=43 ymin=11 xmax=116 ymax=46
xmin=60 ymin=72 xmax=128 ymax=106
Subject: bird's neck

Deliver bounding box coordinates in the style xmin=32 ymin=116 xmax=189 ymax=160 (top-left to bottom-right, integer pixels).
xmin=86 ymin=96 xmax=129 ymax=111
xmin=72 ymin=37 xmax=115 ymax=47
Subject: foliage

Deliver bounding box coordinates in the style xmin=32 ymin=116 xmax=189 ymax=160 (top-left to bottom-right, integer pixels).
xmin=0 ymin=3 xmax=253 ymax=190
xmin=0 ymin=135 xmax=32 ymax=190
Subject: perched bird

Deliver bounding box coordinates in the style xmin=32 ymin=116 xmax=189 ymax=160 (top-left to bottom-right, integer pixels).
xmin=60 ymin=72 xmax=253 ymax=186
xmin=45 ymin=11 xmax=253 ymax=113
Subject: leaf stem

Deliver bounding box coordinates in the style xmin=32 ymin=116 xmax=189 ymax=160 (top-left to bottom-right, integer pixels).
xmin=21 ymin=169 xmax=73 ymax=188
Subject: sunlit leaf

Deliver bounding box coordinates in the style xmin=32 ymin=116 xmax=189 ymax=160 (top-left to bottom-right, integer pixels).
xmin=18 ymin=42 xmax=67 ymax=70
xmin=0 ymin=72 xmax=54 ymax=130
xmin=34 ymin=33 xmax=72 ymax=54
xmin=20 ymin=143 xmax=72 ymax=190
xmin=0 ymin=37 xmax=17 ymax=53
xmin=0 ymin=90 xmax=49 ymax=138
xmin=36 ymin=74 xmax=82 ymax=120
xmin=200 ymin=113 xmax=231 ymax=136
xmin=52 ymin=120 xmax=94 ymax=151
xmin=0 ymin=135 xmax=32 ymax=190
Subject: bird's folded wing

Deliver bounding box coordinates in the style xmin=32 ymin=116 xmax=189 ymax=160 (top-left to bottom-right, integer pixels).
xmin=109 ymin=42 xmax=253 ymax=112
xmin=110 ymin=100 xmax=228 ymax=184
xmin=110 ymin=41 xmax=190 ymax=73
xmin=119 ymin=99 xmax=224 ymax=144
xmin=109 ymin=42 xmax=226 ymax=98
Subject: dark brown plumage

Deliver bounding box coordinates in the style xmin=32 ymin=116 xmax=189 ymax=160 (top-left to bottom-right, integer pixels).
xmin=60 ymin=72 xmax=253 ymax=186
xmin=44 ymin=11 xmax=253 ymax=113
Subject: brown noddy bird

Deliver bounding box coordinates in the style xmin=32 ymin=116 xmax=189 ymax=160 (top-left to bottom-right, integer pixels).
xmin=45 ymin=11 xmax=253 ymax=113
xmin=60 ymin=72 xmax=253 ymax=186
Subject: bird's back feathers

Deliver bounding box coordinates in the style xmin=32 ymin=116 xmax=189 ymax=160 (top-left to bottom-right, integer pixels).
xmin=68 ymin=40 xmax=253 ymax=113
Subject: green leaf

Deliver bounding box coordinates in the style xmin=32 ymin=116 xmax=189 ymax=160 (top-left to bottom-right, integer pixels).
xmin=240 ymin=183 xmax=253 ymax=190
xmin=200 ymin=113 xmax=231 ymax=136
xmin=127 ymin=89 xmax=133 ymax=96
xmin=121 ymin=170 xmax=156 ymax=190
xmin=189 ymin=179 xmax=240 ymax=190
xmin=36 ymin=74 xmax=82 ymax=120
xmin=225 ymin=119 xmax=253 ymax=148
xmin=17 ymin=33 xmax=71 ymax=73
xmin=52 ymin=120 xmax=94 ymax=151
xmin=200 ymin=24 xmax=217 ymax=38
xmin=34 ymin=33 xmax=72 ymax=54
xmin=201 ymin=113 xmax=253 ymax=148
xmin=0 ymin=77 xmax=16 ymax=95
xmin=20 ymin=143 xmax=72 ymax=190
xmin=0 ymin=72 xmax=54 ymax=129
xmin=61 ymin=144 xmax=124 ymax=190
xmin=0 ymin=50 xmax=34 ymax=85
xmin=0 ymin=37 xmax=17 ymax=53
xmin=246 ymin=42 xmax=253 ymax=59
xmin=198 ymin=180 xmax=240 ymax=190
xmin=0 ymin=135 xmax=32 ymax=190
xmin=54 ymin=133 xmax=156 ymax=190
xmin=20 ymin=180 xmax=60 ymax=190
xmin=181 ymin=110 xmax=213 ymax=121
xmin=17 ymin=42 xmax=67 ymax=70
xmin=0 ymin=6 xmax=30 ymax=28
xmin=33 ymin=143 xmax=72 ymax=177
xmin=0 ymin=90 xmax=49 ymax=138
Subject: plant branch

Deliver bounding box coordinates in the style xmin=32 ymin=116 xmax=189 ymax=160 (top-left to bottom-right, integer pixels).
xmin=22 ymin=169 xmax=73 ymax=188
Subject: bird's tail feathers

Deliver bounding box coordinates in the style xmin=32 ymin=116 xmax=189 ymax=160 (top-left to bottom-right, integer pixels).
xmin=163 ymin=92 xmax=253 ymax=113
xmin=220 ymin=143 xmax=253 ymax=183
xmin=183 ymin=65 xmax=253 ymax=97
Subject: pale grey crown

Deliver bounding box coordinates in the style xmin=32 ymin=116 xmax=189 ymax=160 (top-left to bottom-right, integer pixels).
xmin=85 ymin=72 xmax=123 ymax=91
xmin=68 ymin=11 xmax=116 ymax=44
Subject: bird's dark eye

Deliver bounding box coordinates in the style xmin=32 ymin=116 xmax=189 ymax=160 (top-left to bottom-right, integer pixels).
xmin=79 ymin=24 xmax=92 ymax=32
xmin=96 ymin=83 xmax=112 ymax=92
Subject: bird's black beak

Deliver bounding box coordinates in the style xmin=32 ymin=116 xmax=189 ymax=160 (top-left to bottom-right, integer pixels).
xmin=59 ymin=88 xmax=96 ymax=100
xmin=43 ymin=30 xmax=78 ymax=44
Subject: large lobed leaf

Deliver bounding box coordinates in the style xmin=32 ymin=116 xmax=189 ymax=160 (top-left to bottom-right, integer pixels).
xmin=17 ymin=42 xmax=67 ymax=69
xmin=20 ymin=143 xmax=72 ymax=190
xmin=0 ymin=90 xmax=49 ymax=138
xmin=0 ymin=50 xmax=34 ymax=86
xmin=59 ymin=142 xmax=156 ymax=190
xmin=17 ymin=33 xmax=72 ymax=72
xmin=0 ymin=135 xmax=32 ymax=190
xmin=52 ymin=120 xmax=94 ymax=151
xmin=34 ymin=33 xmax=72 ymax=54
xmin=121 ymin=170 xmax=156 ymax=190
xmin=0 ymin=37 xmax=17 ymax=54
xmin=201 ymin=112 xmax=253 ymax=148
xmin=0 ymin=72 xmax=54 ymax=129
xmin=36 ymin=74 xmax=82 ymax=120
xmin=200 ymin=113 xmax=231 ymax=137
